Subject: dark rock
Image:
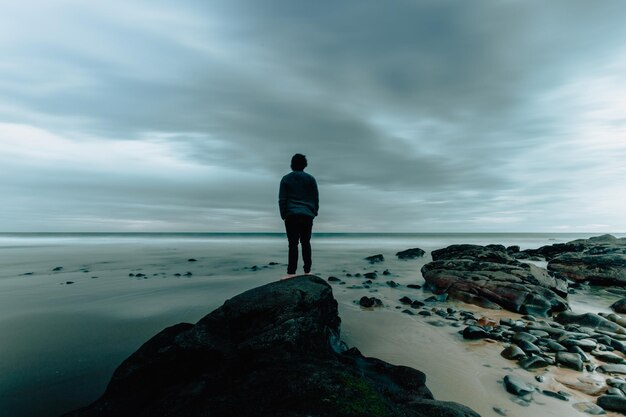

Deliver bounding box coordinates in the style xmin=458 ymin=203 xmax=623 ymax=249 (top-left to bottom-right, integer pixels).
xmin=493 ymin=406 xmax=507 ymax=416
xmin=424 ymin=293 xmax=448 ymax=302
xmin=572 ymin=401 xmax=607 ymax=415
xmin=612 ymin=298 xmax=626 ymax=314
xmin=560 ymin=338 xmax=597 ymax=352
xmin=399 ymin=296 xmax=413 ymax=305
xmin=503 ymin=375 xmax=535 ymax=396
xmin=542 ymin=390 xmax=569 ymax=401
xmin=184 ymin=272 xmax=193 ymax=277
xmin=61 ymin=276 xmax=480 ymax=417
xmin=359 ymin=296 xmax=383 ymax=308
xmin=501 ymin=345 xmax=526 ymax=360
xmin=365 ymin=254 xmax=384 ymax=263
xmin=463 ymin=326 xmax=489 ymax=340
xmin=597 ymin=395 xmax=626 ymax=413
xmin=268 ymin=262 xmax=279 ymax=265
xmin=512 ymin=332 xmax=538 ymax=344
xmin=535 ymin=375 xmax=545 ymax=383
xmin=65 ymin=281 xmax=74 ymax=285
xmin=52 ymin=266 xmax=63 ymax=271
xmin=129 ymin=273 xmax=134 ymax=277
xmin=187 ymin=258 xmax=197 ymax=262
xmin=328 ymin=276 xmax=341 ymax=282
xmin=421 ymin=244 xmax=568 ymax=316
xmin=386 ymin=280 xmax=399 ymax=288
xmin=548 ymin=253 xmax=626 ymax=286
xmin=599 ymin=364 xmax=626 ymax=375
xmin=556 ymin=351 xmax=584 ymax=371
xmin=519 ymin=355 xmax=551 ymax=370
xmin=407 ymin=284 xmax=422 ymax=289
xmin=174 ymin=273 xmax=181 ymax=277
xmin=402 ymin=309 xmax=415 ymax=315
xmin=411 ymin=300 xmax=425 ymax=308
xmin=546 ymin=340 xmax=568 ymax=352
xmin=418 ymin=311 xmax=432 ymax=317
xmin=382 ymin=269 xmax=391 ymax=276
xmin=607 ymin=388 xmax=625 ymax=396
xmin=592 ymin=351 xmax=626 ymax=364
xmin=396 ymin=248 xmax=426 ymax=259
xmin=555 ymin=312 xmax=626 ymax=335
xmin=516 ymin=340 xmax=541 ymax=355
xmin=363 ymin=272 xmax=377 ymax=279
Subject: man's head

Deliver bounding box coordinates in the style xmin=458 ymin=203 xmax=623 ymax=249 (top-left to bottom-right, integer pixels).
xmin=291 ymin=153 xmax=307 ymax=171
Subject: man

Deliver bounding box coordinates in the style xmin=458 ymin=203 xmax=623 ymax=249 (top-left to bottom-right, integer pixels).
xmin=278 ymin=153 xmax=319 ymax=278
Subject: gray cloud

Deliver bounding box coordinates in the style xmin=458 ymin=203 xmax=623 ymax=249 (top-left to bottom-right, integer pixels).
xmin=1 ymin=0 xmax=625 ymax=231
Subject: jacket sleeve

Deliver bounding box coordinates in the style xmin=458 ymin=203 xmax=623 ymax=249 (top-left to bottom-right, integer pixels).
xmin=278 ymin=178 xmax=288 ymax=220
xmin=313 ymin=178 xmax=319 ymax=216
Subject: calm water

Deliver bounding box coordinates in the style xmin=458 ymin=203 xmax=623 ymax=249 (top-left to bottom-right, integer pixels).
xmin=0 ymin=232 xmax=623 ymax=417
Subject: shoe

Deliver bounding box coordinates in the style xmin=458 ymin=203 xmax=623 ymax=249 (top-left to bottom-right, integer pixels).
xmin=281 ymin=274 xmax=297 ymax=280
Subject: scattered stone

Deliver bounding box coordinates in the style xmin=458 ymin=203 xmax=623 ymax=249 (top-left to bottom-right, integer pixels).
xmin=463 ymin=326 xmax=490 ymax=340
xmin=359 ymin=296 xmax=383 ymax=308
xmin=519 ymin=355 xmax=551 ymax=370
xmin=363 ymin=272 xmax=377 ymax=279
xmin=599 ymin=364 xmax=626 ymax=375
xmin=65 ymin=281 xmax=74 ymax=285
xmin=386 ymin=280 xmax=399 ymax=288
xmin=611 ymin=298 xmax=626 ymax=314
xmin=411 ymin=300 xmax=425 ymax=308
xmin=535 ymin=375 xmax=545 ymax=383
xmin=593 ymin=351 xmax=626 ymax=364
xmin=572 ymin=401 xmax=607 ymax=415
xmin=396 ymin=248 xmax=426 ymax=259
xmin=188 ymin=258 xmax=197 ymax=262
xmin=184 ymin=272 xmax=192 ymax=277
xmin=174 ymin=273 xmax=181 ymax=277
xmin=607 ymin=388 xmax=625 ymax=396
xmin=418 ymin=311 xmax=432 ymax=317
xmin=597 ymin=395 xmax=626 ymax=413
xmin=546 ymin=340 xmax=568 ymax=352
xmin=407 ymin=284 xmax=422 ymax=289
xmin=516 ymin=340 xmax=542 ymax=355
xmin=542 ymin=390 xmax=569 ymax=401
xmin=501 ymin=346 xmax=526 ymax=360
xmin=427 ymin=320 xmax=447 ymax=327
xmin=268 ymin=262 xmax=279 ymax=266
xmin=365 ymin=254 xmax=384 ymax=263
xmin=250 ymin=265 xmax=260 ymax=271
xmin=382 ymin=269 xmax=391 ymax=276
xmin=327 ymin=276 xmax=341 ymax=282
xmin=129 ymin=273 xmax=134 ymax=277
xmin=493 ymin=406 xmax=507 ymax=416
xmin=399 ymin=296 xmax=413 ymax=305
xmin=512 ymin=332 xmax=538 ymax=344
xmin=556 ymin=351 xmax=584 ymax=371
xmin=52 ymin=266 xmax=63 ymax=271
xmin=402 ymin=309 xmax=415 ymax=315
xmin=503 ymin=375 xmax=535 ymax=396
xmin=555 ymin=312 xmax=626 ymax=335
xmin=424 ymin=293 xmax=448 ymax=302
xmin=521 ymin=315 xmax=536 ymax=322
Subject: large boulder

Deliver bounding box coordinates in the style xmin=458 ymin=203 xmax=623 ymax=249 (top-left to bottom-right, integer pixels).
xmin=421 ymin=245 xmax=568 ymax=316
xmin=61 ymin=276 xmax=480 ymax=417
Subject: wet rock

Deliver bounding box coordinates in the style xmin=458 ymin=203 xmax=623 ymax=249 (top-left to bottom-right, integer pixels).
xmin=512 ymin=332 xmax=538 ymax=344
xmin=411 ymin=300 xmax=425 ymax=308
xmin=501 ymin=345 xmax=526 ymax=360
xmin=556 ymin=351 xmax=584 ymax=371
xmin=407 ymin=284 xmax=422 ymax=289
xmin=597 ymin=394 xmax=626 ymax=413
xmin=402 ymin=309 xmax=415 ymax=315
xmin=328 ymin=276 xmax=341 ymax=282
xmin=65 ymin=281 xmax=74 ymax=285
xmin=555 ymin=312 xmax=626 ymax=335
xmin=463 ymin=326 xmax=489 ymax=340
xmin=382 ymin=269 xmax=391 ymax=276
xmin=421 ymin=244 xmax=568 ymax=316
xmin=599 ymin=364 xmax=626 ymax=375
xmin=503 ymin=375 xmax=535 ymax=396
xmin=612 ymin=298 xmax=626 ymax=314
xmin=418 ymin=311 xmax=432 ymax=317
xmin=546 ymin=340 xmax=568 ymax=352
xmin=359 ymin=296 xmax=383 ymax=308
xmin=424 ymin=293 xmax=448 ymax=302
xmin=572 ymin=401 xmax=607 ymax=415
xmin=399 ymin=296 xmax=413 ymax=305
xmin=268 ymin=262 xmax=279 ymax=265
xmin=363 ymin=272 xmax=377 ymax=279
xmin=519 ymin=355 xmax=551 ymax=370
xmin=386 ymin=280 xmax=399 ymax=288
xmin=187 ymin=258 xmax=197 ymax=262
xmin=548 ymin=253 xmax=626 ymax=286
xmin=52 ymin=266 xmax=63 ymax=271
xmin=365 ymin=254 xmax=384 ymax=263
xmin=561 ymin=338 xmax=598 ymax=352
xmin=517 ymin=340 xmax=542 ymax=355
xmin=569 ymin=346 xmax=591 ymax=362
xmin=592 ymin=351 xmax=625 ymax=364
xmin=542 ymin=390 xmax=569 ymax=401
xmin=607 ymin=388 xmax=625 ymax=396
xmin=396 ymin=248 xmax=426 ymax=259
xmin=493 ymin=406 xmax=507 ymax=416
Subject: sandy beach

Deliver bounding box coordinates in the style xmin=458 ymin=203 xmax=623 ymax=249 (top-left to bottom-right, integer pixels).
xmin=1 ymin=233 xmax=624 ymax=417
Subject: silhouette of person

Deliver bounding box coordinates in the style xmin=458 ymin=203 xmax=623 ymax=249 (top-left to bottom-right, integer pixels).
xmin=279 ymin=154 xmax=319 ymax=277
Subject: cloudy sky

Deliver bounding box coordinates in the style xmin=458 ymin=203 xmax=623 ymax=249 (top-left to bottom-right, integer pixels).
xmin=1 ymin=0 xmax=625 ymax=232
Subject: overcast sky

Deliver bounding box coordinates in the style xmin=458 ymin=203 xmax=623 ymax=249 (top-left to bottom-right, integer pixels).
xmin=1 ymin=0 xmax=625 ymax=232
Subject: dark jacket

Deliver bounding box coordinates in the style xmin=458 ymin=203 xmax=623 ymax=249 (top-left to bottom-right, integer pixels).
xmin=278 ymin=171 xmax=319 ymax=220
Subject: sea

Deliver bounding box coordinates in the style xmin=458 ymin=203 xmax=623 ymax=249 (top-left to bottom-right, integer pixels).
xmin=1 ymin=232 xmax=624 ymax=417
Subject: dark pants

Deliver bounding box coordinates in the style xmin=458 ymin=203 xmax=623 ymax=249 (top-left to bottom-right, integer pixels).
xmin=284 ymin=215 xmax=313 ymax=274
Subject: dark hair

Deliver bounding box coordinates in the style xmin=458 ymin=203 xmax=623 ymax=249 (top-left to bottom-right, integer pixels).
xmin=291 ymin=153 xmax=307 ymax=171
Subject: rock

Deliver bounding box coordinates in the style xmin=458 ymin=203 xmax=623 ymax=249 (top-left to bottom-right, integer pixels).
xmin=573 ymin=401 xmax=607 ymax=415
xmin=592 ymin=351 xmax=626 ymax=364
xmin=386 ymin=280 xmax=399 ymax=288
xmin=52 ymin=266 xmax=63 ymax=271
xmin=268 ymin=262 xmax=279 ymax=265
xmin=597 ymin=395 xmax=626 ymax=413
xmin=359 ymin=296 xmax=383 ymax=308
xmin=187 ymin=258 xmax=197 ymax=262
xmin=407 ymin=284 xmax=422 ymax=289
xmin=411 ymin=300 xmax=425 ymax=308
xmin=421 ymin=244 xmax=568 ymax=316
xmin=560 ymin=338 xmax=597 ymax=352
xmin=546 ymin=340 xmax=568 ymax=352
xmin=599 ymin=364 xmax=626 ymax=375
xmin=365 ymin=254 xmax=384 ymax=263
xmin=519 ymin=355 xmax=551 ymax=370
xmin=424 ymin=293 xmax=448 ymax=302
xmin=501 ymin=345 xmax=526 ymax=360
xmin=418 ymin=311 xmax=432 ymax=317
xmin=555 ymin=312 xmax=626 ymax=335
xmin=503 ymin=375 xmax=535 ymax=396
xmin=60 ymin=276 xmax=480 ymax=417
xmin=548 ymin=252 xmax=626 ymax=286
xmin=542 ymin=390 xmax=569 ymax=401
xmin=399 ymin=296 xmax=413 ymax=305
xmin=611 ymin=298 xmax=626 ymax=313
xmin=607 ymin=388 xmax=625 ymax=396
xmin=382 ymin=269 xmax=391 ymax=276
xmin=402 ymin=309 xmax=415 ymax=315
xmin=328 ymin=276 xmax=341 ymax=282
xmin=463 ymin=326 xmax=489 ymax=340
xmin=556 ymin=352 xmax=584 ymax=371
xmin=493 ymin=406 xmax=507 ymax=416
xmin=65 ymin=281 xmax=74 ymax=285
xmin=363 ymin=272 xmax=378 ymax=279
xmin=512 ymin=332 xmax=538 ymax=344
xmin=396 ymin=248 xmax=426 ymax=259
xmin=516 ymin=340 xmax=542 ymax=355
